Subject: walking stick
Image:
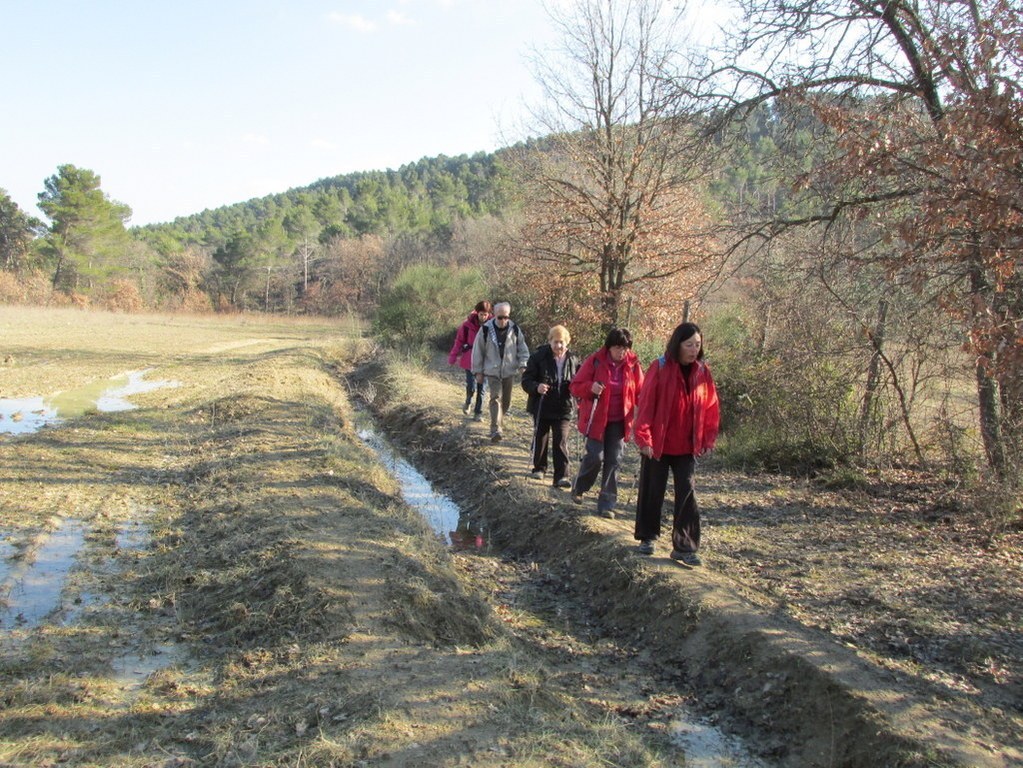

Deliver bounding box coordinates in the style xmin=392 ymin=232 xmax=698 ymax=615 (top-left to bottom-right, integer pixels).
xmin=529 ymin=390 xmax=546 ymax=468
xmin=571 ymin=391 xmax=601 ymax=493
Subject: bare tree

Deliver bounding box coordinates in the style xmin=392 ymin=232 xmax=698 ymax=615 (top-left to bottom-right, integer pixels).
xmin=702 ymin=0 xmax=1023 ymax=475
xmin=509 ymin=0 xmax=722 ymax=336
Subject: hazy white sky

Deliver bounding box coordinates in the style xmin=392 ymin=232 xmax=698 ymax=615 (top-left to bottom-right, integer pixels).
xmin=2 ymin=1 xmax=725 ymax=227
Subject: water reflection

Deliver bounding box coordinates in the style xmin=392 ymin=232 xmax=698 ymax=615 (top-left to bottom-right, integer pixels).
xmin=0 ymin=368 xmax=179 ymax=435
xmin=0 ymin=519 xmax=86 ymax=628
xmin=356 ymin=427 xmax=484 ymax=549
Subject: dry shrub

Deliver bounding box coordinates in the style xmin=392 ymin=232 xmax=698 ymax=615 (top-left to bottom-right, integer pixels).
xmin=0 ymin=269 xmax=61 ymax=305
xmin=162 ymin=287 xmax=212 ymax=313
xmin=103 ymin=279 xmax=145 ymax=313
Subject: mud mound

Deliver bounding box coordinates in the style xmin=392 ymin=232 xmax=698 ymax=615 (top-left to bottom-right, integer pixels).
xmin=361 ymin=362 xmax=1008 ymax=768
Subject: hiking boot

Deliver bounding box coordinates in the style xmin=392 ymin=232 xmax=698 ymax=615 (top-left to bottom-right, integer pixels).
xmin=670 ymin=550 xmax=702 ymax=567
xmin=529 ymin=470 xmax=544 ymax=480
xmin=462 ymin=399 xmax=472 ymax=415
xmin=637 ymin=540 xmax=654 ymax=556
xmin=555 ymin=478 xmax=572 ymax=489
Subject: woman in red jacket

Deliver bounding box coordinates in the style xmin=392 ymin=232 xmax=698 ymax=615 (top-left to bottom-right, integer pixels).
xmin=569 ymin=328 xmax=644 ymax=518
xmin=633 ymin=322 xmax=720 ymax=565
xmin=448 ymin=301 xmax=492 ymax=419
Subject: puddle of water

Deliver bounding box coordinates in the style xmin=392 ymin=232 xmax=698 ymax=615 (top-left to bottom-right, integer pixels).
xmin=116 ymin=518 xmax=150 ymax=553
xmin=356 ymin=426 xmax=485 ymax=550
xmin=0 ymin=533 xmax=15 ymax=566
xmin=0 ymin=519 xmax=86 ymax=628
xmin=110 ymin=642 xmax=183 ymax=688
xmin=671 ymin=719 xmax=770 ymax=767
xmin=0 ymin=368 xmax=180 ymax=435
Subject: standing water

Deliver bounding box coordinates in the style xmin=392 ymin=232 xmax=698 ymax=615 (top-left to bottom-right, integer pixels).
xmin=356 ymin=426 xmax=484 ymax=549
xmin=0 ymin=368 xmax=179 ymax=435
xmin=0 ymin=518 xmax=86 ymax=628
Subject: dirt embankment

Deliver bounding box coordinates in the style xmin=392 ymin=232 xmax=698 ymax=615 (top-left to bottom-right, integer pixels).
xmin=355 ymin=355 xmax=1022 ymax=768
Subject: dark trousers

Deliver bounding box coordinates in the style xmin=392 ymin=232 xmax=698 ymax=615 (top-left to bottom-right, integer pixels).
xmin=634 ymin=454 xmax=699 ymax=553
xmin=531 ymin=417 xmax=571 ymax=482
xmin=463 ymin=369 xmax=485 ymax=415
xmin=573 ymin=420 xmax=625 ymax=513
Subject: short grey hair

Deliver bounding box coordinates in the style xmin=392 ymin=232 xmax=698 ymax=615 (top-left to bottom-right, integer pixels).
xmin=493 ymin=301 xmax=511 ymax=315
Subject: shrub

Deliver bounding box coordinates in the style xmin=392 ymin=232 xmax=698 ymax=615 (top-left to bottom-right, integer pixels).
xmin=374 ymin=264 xmax=489 ymax=354
xmin=706 ymin=308 xmax=859 ymax=474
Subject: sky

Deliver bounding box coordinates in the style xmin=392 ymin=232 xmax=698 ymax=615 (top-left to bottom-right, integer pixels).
xmin=2 ymin=1 xmax=725 ymax=228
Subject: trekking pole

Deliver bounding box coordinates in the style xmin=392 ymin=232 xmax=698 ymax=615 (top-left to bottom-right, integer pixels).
xmin=529 ymin=390 xmax=546 ymax=466
xmin=571 ymin=390 xmax=601 ymax=493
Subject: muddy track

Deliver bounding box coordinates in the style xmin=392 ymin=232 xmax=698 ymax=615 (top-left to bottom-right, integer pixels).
xmin=353 ymin=357 xmax=1018 ymax=768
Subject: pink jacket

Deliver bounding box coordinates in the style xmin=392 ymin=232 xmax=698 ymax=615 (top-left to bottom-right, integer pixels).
xmin=448 ymin=313 xmax=488 ymax=370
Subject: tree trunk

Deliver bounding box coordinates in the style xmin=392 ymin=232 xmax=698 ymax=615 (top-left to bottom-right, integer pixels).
xmin=970 ymin=261 xmax=1007 ymax=476
xmin=859 ymin=298 xmax=889 ymax=458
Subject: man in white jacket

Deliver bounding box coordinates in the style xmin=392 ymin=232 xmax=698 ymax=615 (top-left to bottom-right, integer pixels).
xmin=471 ymin=302 xmax=530 ymax=442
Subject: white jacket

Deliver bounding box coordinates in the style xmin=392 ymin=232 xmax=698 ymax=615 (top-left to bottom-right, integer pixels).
xmin=471 ymin=319 xmax=529 ymax=378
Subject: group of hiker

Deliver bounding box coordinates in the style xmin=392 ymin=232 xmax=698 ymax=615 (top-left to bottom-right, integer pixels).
xmin=448 ymin=300 xmax=720 ymax=566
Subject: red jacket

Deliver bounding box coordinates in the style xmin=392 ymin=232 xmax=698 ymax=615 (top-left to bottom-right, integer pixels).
xmin=634 ymin=357 xmax=720 ymax=459
xmin=569 ymin=348 xmax=644 ymax=441
xmin=448 ymin=313 xmax=488 ymax=370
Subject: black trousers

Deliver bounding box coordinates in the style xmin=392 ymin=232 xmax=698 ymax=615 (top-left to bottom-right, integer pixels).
xmin=531 ymin=416 xmax=571 ymax=482
xmin=634 ymin=454 xmax=699 ymax=553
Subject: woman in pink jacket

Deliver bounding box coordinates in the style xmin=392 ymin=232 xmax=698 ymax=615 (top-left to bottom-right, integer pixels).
xmin=448 ymin=301 xmax=492 ymax=419
xmin=633 ymin=322 xmax=720 ymax=565
xmin=569 ymin=328 xmax=644 ymax=518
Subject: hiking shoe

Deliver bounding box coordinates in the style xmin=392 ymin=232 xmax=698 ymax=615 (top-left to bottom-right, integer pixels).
xmin=530 ymin=470 xmax=544 ymax=480
xmin=462 ymin=401 xmax=472 ymax=415
xmin=473 ymin=412 xmax=483 ymax=421
xmin=637 ymin=540 xmax=654 ymax=556
xmin=555 ymin=478 xmax=572 ymax=489
xmin=670 ymin=550 xmax=702 ymax=567
xmin=490 ymin=432 xmax=502 ymax=443
xmin=599 ymin=508 xmax=615 ymax=519
xmin=571 ymin=493 xmax=584 ymax=505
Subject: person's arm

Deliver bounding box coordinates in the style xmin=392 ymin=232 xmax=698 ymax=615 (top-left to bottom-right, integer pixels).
xmin=702 ymin=368 xmax=721 ymax=453
xmin=448 ymin=324 xmax=466 ymax=365
xmin=569 ymin=355 xmax=595 ymax=400
xmin=521 ymin=352 xmax=541 ymax=394
xmin=633 ymin=360 xmax=660 ymax=456
xmin=471 ymin=327 xmax=485 ymax=380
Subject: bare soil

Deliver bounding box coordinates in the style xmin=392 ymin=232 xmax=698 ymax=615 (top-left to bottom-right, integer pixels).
xmin=0 ymin=306 xmax=1019 ymax=767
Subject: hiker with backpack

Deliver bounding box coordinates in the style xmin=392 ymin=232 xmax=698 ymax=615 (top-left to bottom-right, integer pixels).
xmin=632 ymin=322 xmax=720 ymax=565
xmin=471 ymin=301 xmax=530 ymax=442
xmin=521 ymin=325 xmax=578 ymax=488
xmin=568 ymin=328 xmax=644 ymax=518
xmin=448 ymin=300 xmax=492 ymax=421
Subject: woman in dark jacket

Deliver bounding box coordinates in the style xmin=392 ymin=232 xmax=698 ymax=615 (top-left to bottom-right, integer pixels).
xmin=521 ymin=325 xmax=577 ymax=488
xmin=633 ymin=322 xmax=720 ymax=565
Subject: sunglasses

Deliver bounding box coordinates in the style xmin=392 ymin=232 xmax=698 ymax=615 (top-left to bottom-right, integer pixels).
xmin=495 ymin=315 xmax=510 ymax=320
